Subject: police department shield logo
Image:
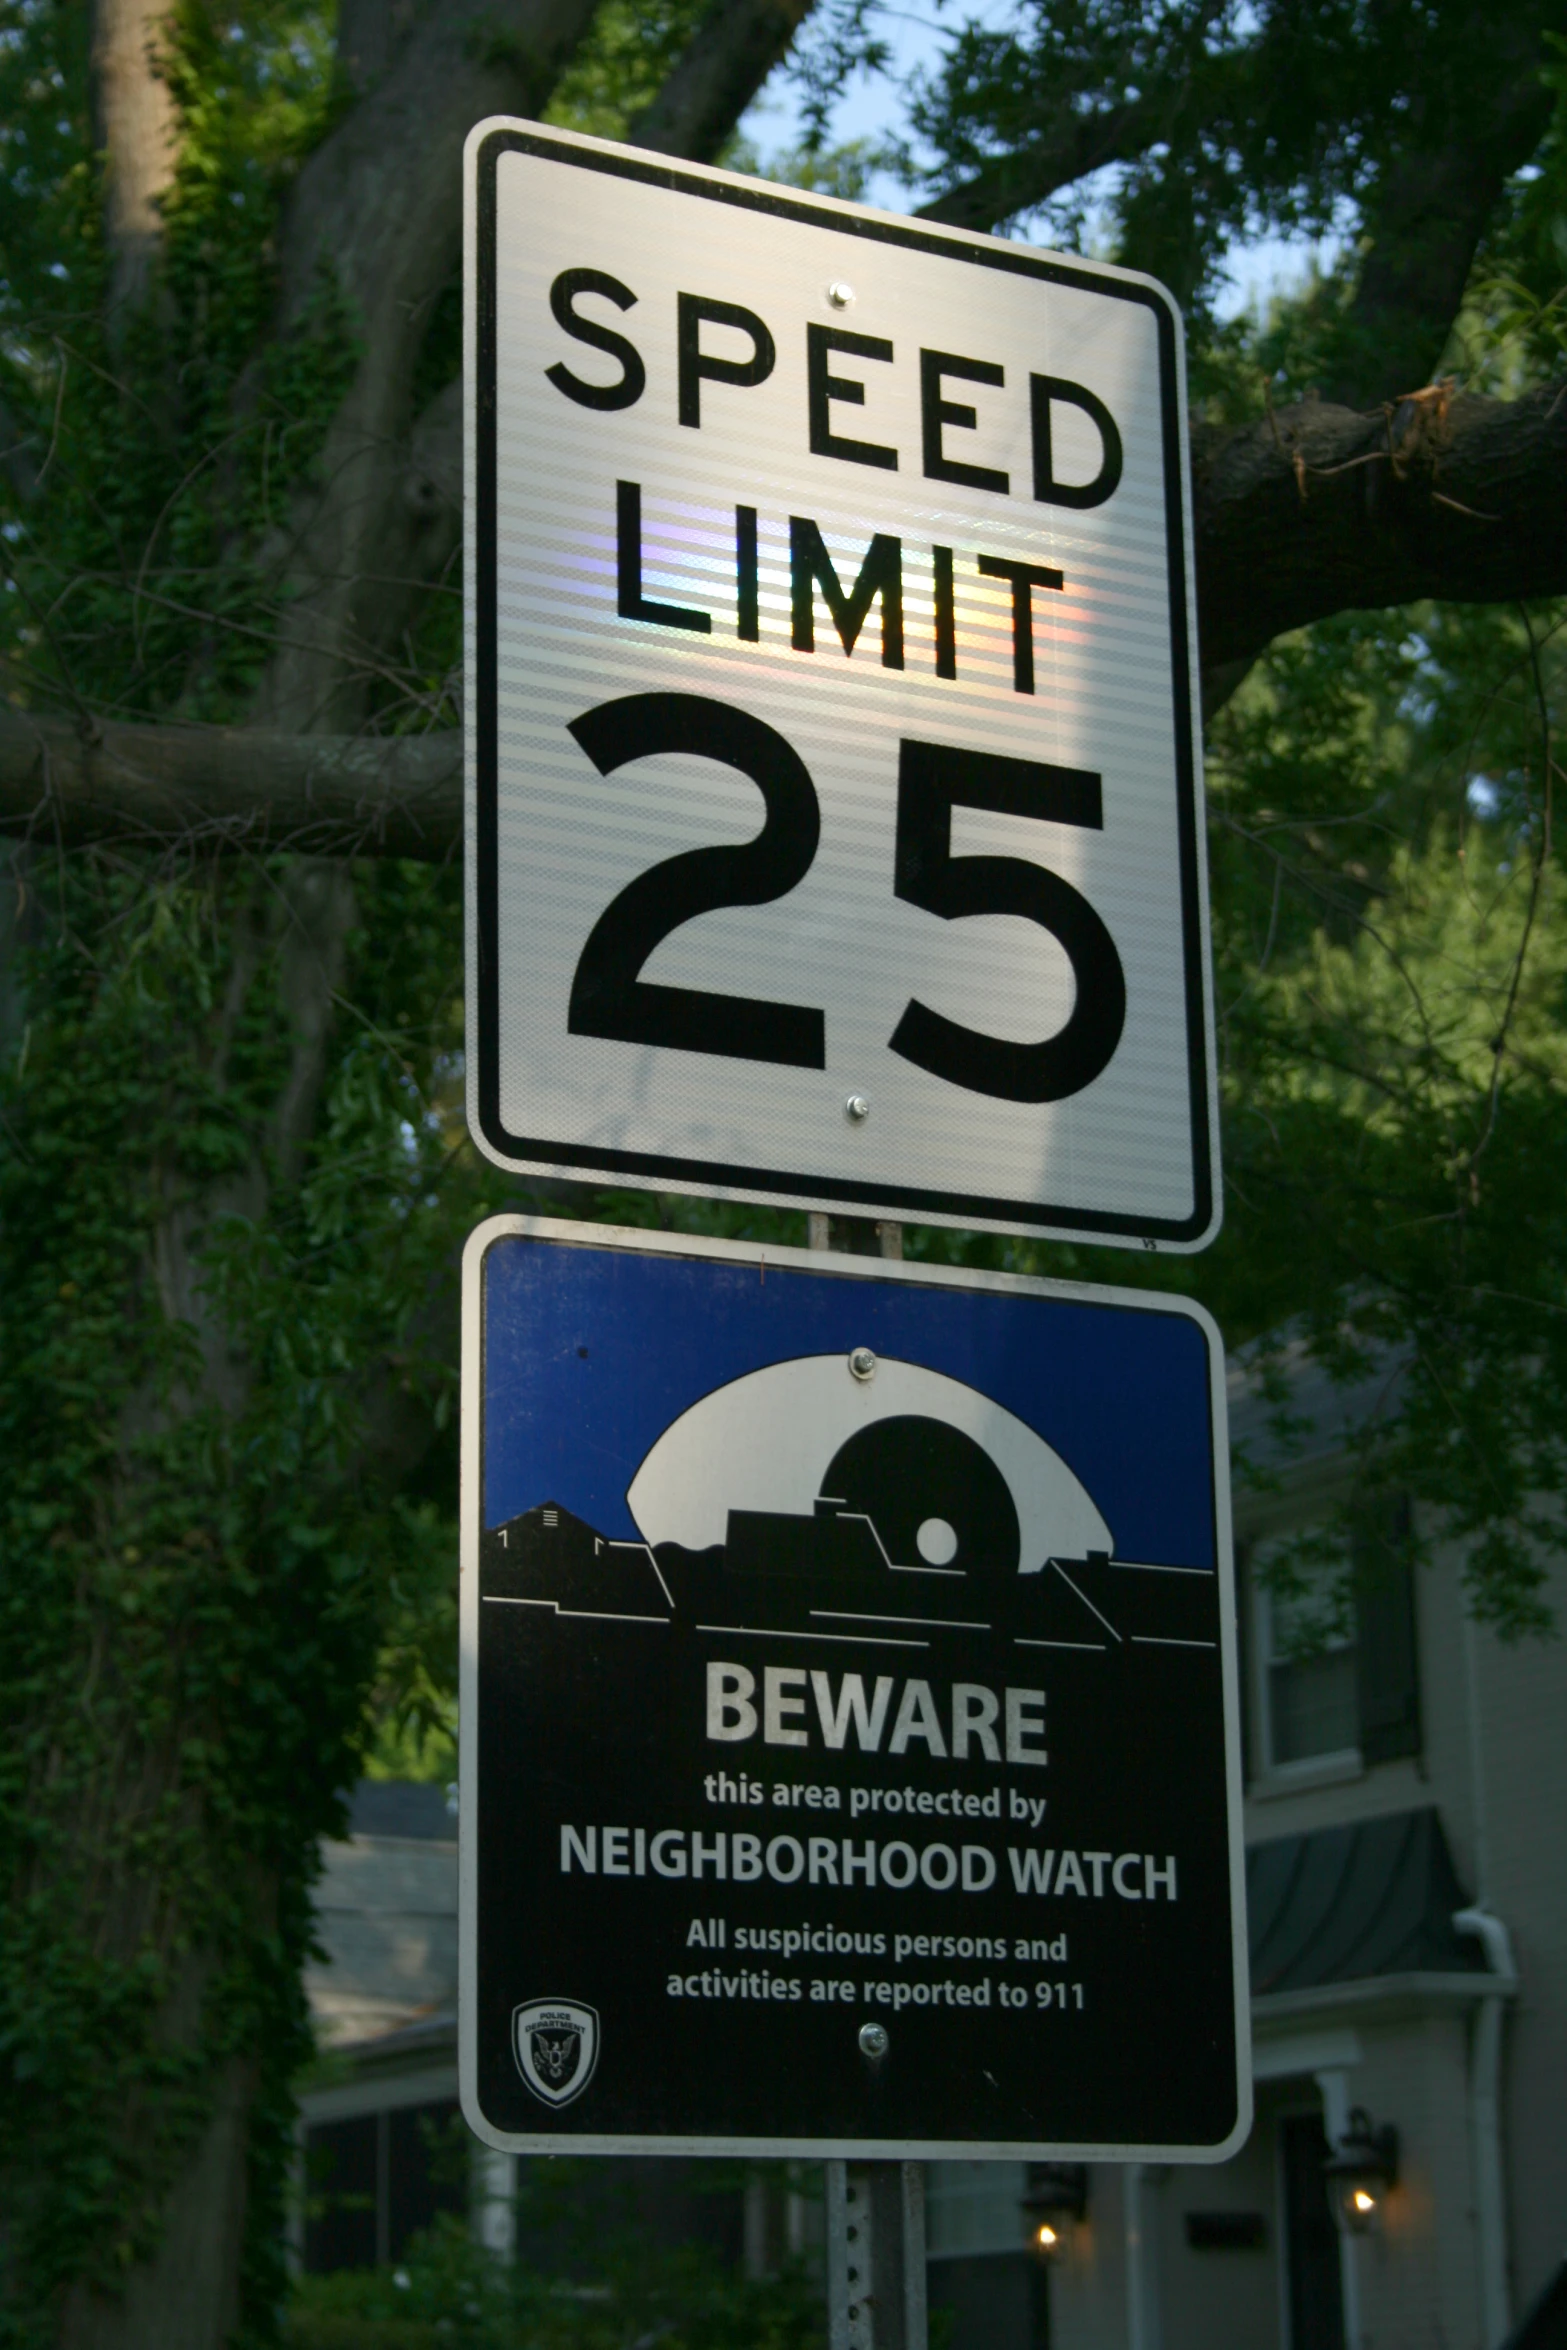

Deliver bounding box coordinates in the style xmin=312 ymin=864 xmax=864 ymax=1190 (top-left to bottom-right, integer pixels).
xmin=512 ymin=1999 xmax=599 ymax=2106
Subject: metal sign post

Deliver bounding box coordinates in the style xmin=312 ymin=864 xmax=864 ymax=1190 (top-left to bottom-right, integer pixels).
xmin=464 ymin=118 xmax=1219 ymax=1251
xmin=827 ymin=2160 xmax=928 ymax=2350
xmin=459 ymin=113 xmax=1245 ymax=2340
xmin=815 ymin=1220 xmax=925 ymax=2350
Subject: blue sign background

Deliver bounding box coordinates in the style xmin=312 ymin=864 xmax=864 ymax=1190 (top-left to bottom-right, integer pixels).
xmin=484 ymin=1237 xmax=1217 ymax=1569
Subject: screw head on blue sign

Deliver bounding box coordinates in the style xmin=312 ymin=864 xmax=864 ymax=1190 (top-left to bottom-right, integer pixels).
xmin=463 ymin=121 xmax=1220 ymax=1248
xmin=459 ymin=1219 xmax=1250 ymax=2160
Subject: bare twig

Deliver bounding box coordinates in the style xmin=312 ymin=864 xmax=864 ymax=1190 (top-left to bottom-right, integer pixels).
xmin=1464 ymin=607 xmax=1555 ymax=1171
xmin=32 ymin=343 xmax=69 ymax=490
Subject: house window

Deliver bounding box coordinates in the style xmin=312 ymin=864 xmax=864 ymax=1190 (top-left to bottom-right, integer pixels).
xmin=926 ymin=2162 xmax=1030 ymax=2259
xmin=1256 ymin=1532 xmax=1359 ymax=1767
xmin=927 ymin=2254 xmax=1051 ymax=2350
xmin=1248 ymin=1500 xmax=1419 ymax=1777
xmin=303 ymin=2098 xmax=465 ymax=2273
xmin=926 ymin=2164 xmax=1048 ymax=2350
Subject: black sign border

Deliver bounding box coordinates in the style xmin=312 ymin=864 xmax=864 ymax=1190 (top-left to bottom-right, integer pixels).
xmin=471 ymin=126 xmax=1214 ymax=1244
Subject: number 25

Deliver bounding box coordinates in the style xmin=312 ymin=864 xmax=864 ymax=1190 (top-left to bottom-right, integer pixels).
xmin=566 ymin=691 xmax=1126 ymax=1106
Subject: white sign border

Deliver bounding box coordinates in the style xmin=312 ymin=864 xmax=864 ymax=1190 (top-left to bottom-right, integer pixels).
xmin=464 ymin=121 xmax=1220 ymax=1252
xmin=458 ymin=1213 xmax=1252 ymax=2161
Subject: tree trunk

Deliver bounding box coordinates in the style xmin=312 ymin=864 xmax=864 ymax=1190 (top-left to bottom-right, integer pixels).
xmin=10 ymin=853 xmax=363 ymax=2350
xmin=58 ymin=2064 xmax=256 ymax=2350
xmin=89 ymin=0 xmax=179 ymax=328
xmin=7 ymin=7 xmax=835 ymax=2346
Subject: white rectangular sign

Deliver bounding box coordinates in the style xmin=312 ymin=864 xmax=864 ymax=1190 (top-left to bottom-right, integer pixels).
xmin=465 ymin=123 xmax=1219 ymax=1247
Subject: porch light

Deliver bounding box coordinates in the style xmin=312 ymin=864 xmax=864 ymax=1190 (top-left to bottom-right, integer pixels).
xmin=1022 ymin=2161 xmax=1088 ymax=2256
xmin=1323 ymin=2108 xmax=1399 ymax=2233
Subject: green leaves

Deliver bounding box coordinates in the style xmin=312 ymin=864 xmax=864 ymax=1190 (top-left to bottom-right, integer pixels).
xmin=0 ymin=2 xmax=352 ymax=728
xmin=904 ymin=0 xmax=1397 ymax=309
xmin=889 ymin=590 xmax=1567 ymax=1640
xmin=1194 ymin=599 xmax=1567 ymax=1637
xmin=0 ymin=843 xmax=470 ymax=2333
xmin=283 ymin=2175 xmax=825 ymax=2350
xmin=544 ymin=0 xmax=714 ymax=139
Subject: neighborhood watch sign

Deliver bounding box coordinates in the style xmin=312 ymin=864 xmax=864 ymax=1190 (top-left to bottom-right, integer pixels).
xmin=457 ymin=1221 xmax=1249 ymax=2160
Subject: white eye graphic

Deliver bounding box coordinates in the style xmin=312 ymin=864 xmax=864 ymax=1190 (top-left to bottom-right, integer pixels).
xmin=625 ymin=1355 xmax=1112 ymax=1575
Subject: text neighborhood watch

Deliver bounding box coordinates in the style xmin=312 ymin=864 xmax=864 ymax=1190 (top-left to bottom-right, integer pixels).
xmin=559 ymin=1824 xmax=1175 ymax=1902
xmin=555 ymin=1657 xmax=1178 ymax=1926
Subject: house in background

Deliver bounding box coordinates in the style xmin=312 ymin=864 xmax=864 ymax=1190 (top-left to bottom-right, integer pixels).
xmin=294 ymin=1347 xmax=1566 ymax=2348
xmin=292 ymin=1779 xmax=471 ymax=2275
xmin=926 ymin=1348 xmax=1566 ymax=2350
xmin=292 ymin=1780 xmax=758 ymax=2281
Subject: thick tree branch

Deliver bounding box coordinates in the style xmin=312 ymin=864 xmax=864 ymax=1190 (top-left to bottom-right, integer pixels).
xmin=916 ymin=96 xmax=1167 ymax=234
xmin=0 ymin=716 xmax=458 ymax=858
xmin=255 ymin=0 xmax=818 ymax=736
xmin=631 ymin=0 xmax=819 ymax=163
xmin=914 ymin=0 xmax=1229 ymax=236
xmin=1328 ymin=136 xmax=1542 ymax=408
xmin=1195 ymin=379 xmax=1567 ymax=672
xmin=334 ymin=0 xmax=428 ymax=97
xmin=1322 ymin=11 xmax=1556 ymax=407
xmin=8 ymin=387 xmax=1566 ymax=851
xmin=253 ymin=0 xmax=601 ymax=734
xmin=276 ymin=1 xmax=588 ymax=341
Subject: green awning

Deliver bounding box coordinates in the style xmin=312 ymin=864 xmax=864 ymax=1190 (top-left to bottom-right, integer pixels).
xmin=1247 ymin=1807 xmax=1486 ymax=1993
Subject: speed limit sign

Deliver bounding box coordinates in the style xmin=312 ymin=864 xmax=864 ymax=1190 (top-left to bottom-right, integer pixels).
xmin=465 ymin=123 xmax=1219 ymax=1248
